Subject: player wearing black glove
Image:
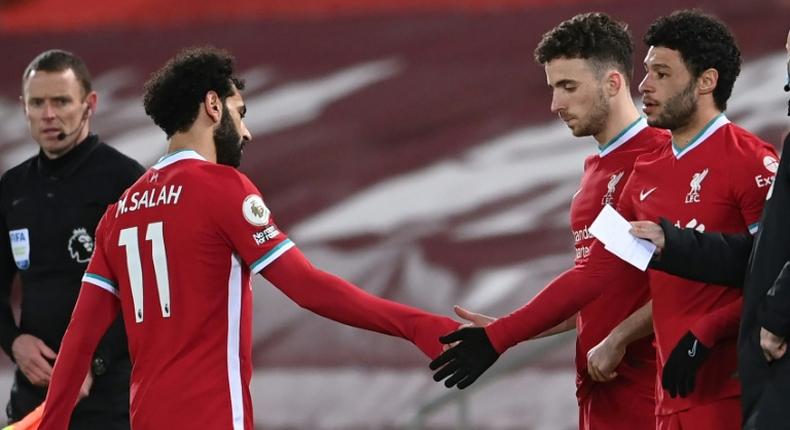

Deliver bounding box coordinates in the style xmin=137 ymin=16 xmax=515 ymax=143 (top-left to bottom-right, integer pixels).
xmin=662 ymin=331 xmax=710 ymax=398
xmin=429 ymin=327 xmax=500 ymax=389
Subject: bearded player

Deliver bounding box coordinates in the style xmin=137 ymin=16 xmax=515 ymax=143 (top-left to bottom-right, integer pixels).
xmin=433 ymin=10 xmax=777 ymax=430
xmin=37 ymin=47 xmax=460 ymax=430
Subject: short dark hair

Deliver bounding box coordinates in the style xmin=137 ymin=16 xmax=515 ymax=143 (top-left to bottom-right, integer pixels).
xmin=534 ymin=12 xmax=634 ymax=83
xmin=644 ymin=10 xmax=741 ymax=111
xmin=143 ymin=47 xmax=245 ymax=138
xmin=22 ymin=49 xmax=93 ymax=96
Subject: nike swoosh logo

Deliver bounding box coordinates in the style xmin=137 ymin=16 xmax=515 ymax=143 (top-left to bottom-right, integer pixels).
xmin=639 ymin=187 xmax=657 ymax=201
xmin=687 ymin=340 xmax=698 ymax=358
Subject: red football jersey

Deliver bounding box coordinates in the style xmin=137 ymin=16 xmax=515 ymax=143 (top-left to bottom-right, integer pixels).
xmin=618 ymin=115 xmax=778 ymax=414
xmin=570 ymin=118 xmax=665 ymax=403
xmin=41 ymin=150 xmax=458 ymax=430
xmin=486 ymin=115 xmax=777 ymax=415
xmin=86 ymin=150 xmax=293 ymax=430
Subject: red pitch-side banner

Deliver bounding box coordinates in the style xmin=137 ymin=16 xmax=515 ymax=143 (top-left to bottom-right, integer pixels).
xmin=0 ymin=0 xmax=600 ymax=32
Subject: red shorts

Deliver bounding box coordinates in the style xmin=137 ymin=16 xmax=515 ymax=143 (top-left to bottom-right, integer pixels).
xmin=579 ymin=379 xmax=655 ymax=430
xmin=656 ymin=397 xmax=741 ymax=430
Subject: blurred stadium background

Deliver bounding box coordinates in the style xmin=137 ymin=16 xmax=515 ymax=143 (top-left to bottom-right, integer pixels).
xmin=0 ymin=0 xmax=787 ymax=428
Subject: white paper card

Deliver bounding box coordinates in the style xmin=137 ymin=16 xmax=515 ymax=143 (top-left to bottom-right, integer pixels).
xmin=589 ymin=204 xmax=656 ymax=271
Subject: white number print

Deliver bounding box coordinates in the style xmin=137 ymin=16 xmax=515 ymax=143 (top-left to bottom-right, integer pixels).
xmin=118 ymin=222 xmax=172 ymax=323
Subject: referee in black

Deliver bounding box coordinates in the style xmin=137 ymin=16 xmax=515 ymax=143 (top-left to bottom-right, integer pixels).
xmin=0 ymin=50 xmax=143 ymax=428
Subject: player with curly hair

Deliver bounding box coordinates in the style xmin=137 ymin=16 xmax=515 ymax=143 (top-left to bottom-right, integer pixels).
xmin=36 ymin=47 xmax=460 ymax=430
xmin=452 ymin=13 xmax=666 ymax=429
xmin=433 ymin=10 xmax=777 ymax=430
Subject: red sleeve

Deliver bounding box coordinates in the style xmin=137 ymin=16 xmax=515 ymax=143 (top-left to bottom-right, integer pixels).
xmin=735 ymin=141 xmax=777 ymax=233
xmin=690 ymin=296 xmax=742 ymax=347
xmin=485 ymin=177 xmax=645 ymax=355
xmin=485 ymin=238 xmax=642 ymax=353
xmin=38 ymin=283 xmax=120 ymax=430
xmin=211 ymin=171 xmax=294 ymax=274
xmin=260 ymin=247 xmax=458 ymax=359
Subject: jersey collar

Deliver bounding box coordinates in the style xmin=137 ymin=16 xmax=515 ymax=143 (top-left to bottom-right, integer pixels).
xmin=598 ymin=117 xmax=648 ymax=158
xmin=153 ymin=149 xmax=207 ymax=169
xmin=672 ymin=113 xmax=730 ymax=159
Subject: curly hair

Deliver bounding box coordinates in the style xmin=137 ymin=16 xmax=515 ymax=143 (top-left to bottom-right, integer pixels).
xmin=143 ymin=47 xmax=245 ymax=138
xmin=23 ymin=49 xmax=93 ymax=97
xmin=534 ymin=12 xmax=634 ymax=82
xmin=644 ymin=10 xmax=741 ymax=111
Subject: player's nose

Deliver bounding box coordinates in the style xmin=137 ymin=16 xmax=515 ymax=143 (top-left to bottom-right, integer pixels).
xmin=240 ymin=122 xmax=252 ymax=142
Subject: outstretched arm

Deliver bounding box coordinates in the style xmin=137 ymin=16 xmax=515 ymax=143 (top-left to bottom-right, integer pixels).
xmin=484 ymin=239 xmax=637 ymax=354
xmin=431 ymin=238 xmax=638 ymax=389
xmin=453 ymin=305 xmax=576 ymax=338
xmin=261 ymin=247 xmax=458 ymax=359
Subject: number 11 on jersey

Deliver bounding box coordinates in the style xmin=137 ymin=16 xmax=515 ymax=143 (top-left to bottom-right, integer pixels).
xmin=118 ymin=222 xmax=172 ymax=323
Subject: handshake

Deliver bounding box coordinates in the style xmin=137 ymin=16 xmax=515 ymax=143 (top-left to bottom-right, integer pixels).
xmin=428 ymin=306 xmax=501 ymax=389
xmin=430 ymin=304 xmax=714 ymax=400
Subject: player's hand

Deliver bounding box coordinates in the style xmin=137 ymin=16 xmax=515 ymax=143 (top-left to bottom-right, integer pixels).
xmin=429 ymin=327 xmax=499 ymax=389
xmin=586 ymin=336 xmax=624 ymax=382
xmin=11 ymin=334 xmax=56 ymax=387
xmin=444 ymin=306 xmax=496 ymax=352
xmin=760 ymin=327 xmax=787 ymax=362
xmin=661 ymin=331 xmax=709 ymax=398
xmin=78 ymin=371 xmax=94 ymax=401
xmin=454 ymin=305 xmax=495 ymax=328
xmin=630 ymin=221 xmax=665 ymax=256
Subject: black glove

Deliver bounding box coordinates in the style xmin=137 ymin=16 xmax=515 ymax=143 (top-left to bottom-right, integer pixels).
xmin=429 ymin=327 xmax=499 ymax=389
xmin=661 ymin=331 xmax=710 ymax=398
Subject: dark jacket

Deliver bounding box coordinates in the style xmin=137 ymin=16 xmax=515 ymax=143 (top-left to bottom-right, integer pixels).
xmin=0 ymin=134 xmax=143 ymax=428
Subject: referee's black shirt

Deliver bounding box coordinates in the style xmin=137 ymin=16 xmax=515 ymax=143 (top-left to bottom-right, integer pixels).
xmin=0 ymin=134 xmax=143 ymax=428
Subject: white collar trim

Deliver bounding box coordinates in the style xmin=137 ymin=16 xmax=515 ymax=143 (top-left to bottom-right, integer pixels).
xmin=153 ymin=149 xmax=207 ymax=169
xmin=599 ymin=117 xmax=648 ymax=158
xmin=672 ymin=114 xmax=730 ymax=159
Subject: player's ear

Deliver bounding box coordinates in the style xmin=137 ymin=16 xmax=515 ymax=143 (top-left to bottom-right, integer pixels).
xmin=204 ymin=91 xmax=222 ymax=123
xmin=605 ymin=70 xmax=623 ymax=97
xmin=697 ymin=68 xmax=718 ymax=96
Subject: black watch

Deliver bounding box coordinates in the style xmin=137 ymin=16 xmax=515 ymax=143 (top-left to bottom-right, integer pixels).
xmin=92 ymin=356 xmax=107 ymax=376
